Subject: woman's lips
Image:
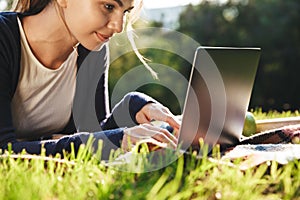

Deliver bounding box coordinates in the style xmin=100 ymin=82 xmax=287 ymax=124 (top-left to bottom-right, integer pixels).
xmin=96 ymin=32 xmax=111 ymax=42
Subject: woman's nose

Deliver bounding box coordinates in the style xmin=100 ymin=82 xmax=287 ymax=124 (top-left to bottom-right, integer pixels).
xmin=107 ymin=14 xmax=124 ymax=34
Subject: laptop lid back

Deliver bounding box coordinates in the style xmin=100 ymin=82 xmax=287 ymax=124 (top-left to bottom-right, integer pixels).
xmin=178 ymin=47 xmax=261 ymax=152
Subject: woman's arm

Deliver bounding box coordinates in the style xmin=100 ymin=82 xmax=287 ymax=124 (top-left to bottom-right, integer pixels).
xmin=1 ymin=128 xmax=124 ymax=160
xmin=0 ymin=13 xmax=20 ymax=150
xmin=101 ymin=91 xmax=156 ymax=130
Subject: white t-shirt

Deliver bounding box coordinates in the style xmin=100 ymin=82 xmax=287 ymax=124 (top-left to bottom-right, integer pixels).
xmin=11 ymin=17 xmax=77 ymax=140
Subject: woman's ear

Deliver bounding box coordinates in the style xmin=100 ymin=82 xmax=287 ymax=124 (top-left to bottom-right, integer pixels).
xmin=56 ymin=0 xmax=68 ymax=8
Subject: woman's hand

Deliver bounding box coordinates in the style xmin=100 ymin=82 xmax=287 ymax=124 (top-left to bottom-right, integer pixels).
xmin=122 ymin=124 xmax=178 ymax=152
xmin=135 ymin=103 xmax=181 ymax=136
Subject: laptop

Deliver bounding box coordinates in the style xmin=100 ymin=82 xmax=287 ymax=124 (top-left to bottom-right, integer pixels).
xmin=104 ymin=46 xmax=261 ymax=171
xmin=178 ymin=46 xmax=261 ymax=154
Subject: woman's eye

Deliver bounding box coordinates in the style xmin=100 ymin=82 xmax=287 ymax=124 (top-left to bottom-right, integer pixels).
xmin=104 ymin=4 xmax=115 ymax=11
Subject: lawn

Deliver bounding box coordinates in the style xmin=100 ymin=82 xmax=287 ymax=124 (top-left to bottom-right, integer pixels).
xmin=1 ymin=110 xmax=300 ymax=200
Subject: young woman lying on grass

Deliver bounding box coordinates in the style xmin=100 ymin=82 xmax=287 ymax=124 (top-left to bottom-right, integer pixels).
xmin=0 ymin=0 xmax=180 ymax=159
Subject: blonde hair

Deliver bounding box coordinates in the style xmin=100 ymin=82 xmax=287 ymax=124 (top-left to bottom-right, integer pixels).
xmin=12 ymin=0 xmax=157 ymax=78
xmin=126 ymin=0 xmax=158 ymax=79
xmin=12 ymin=0 xmax=51 ymax=14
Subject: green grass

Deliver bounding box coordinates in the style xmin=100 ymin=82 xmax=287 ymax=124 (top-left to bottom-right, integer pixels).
xmin=1 ymin=111 xmax=300 ymax=200
xmin=252 ymin=108 xmax=300 ymax=120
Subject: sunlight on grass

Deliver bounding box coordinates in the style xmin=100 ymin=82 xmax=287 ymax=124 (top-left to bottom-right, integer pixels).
xmin=253 ymin=108 xmax=300 ymax=120
xmin=1 ymin=110 xmax=300 ymax=199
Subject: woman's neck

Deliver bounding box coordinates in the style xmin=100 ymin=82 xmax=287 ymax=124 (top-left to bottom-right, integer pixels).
xmin=21 ymin=2 xmax=78 ymax=69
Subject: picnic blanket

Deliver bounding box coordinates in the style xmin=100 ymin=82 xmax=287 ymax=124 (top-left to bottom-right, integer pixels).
xmin=221 ymin=144 xmax=300 ymax=170
xmin=220 ymin=126 xmax=300 ymax=170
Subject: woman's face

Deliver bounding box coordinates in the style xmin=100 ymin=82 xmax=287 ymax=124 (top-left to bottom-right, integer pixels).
xmin=61 ymin=0 xmax=136 ymax=50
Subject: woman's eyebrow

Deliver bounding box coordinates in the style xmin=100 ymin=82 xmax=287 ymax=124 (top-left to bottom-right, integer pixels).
xmin=114 ymin=0 xmax=134 ymax=11
xmin=114 ymin=0 xmax=124 ymax=7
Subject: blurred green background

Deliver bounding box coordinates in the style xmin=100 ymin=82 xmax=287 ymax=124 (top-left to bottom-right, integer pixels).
xmin=176 ymin=0 xmax=300 ymax=113
xmin=110 ymin=0 xmax=300 ymax=115
xmin=3 ymin=0 xmax=299 ymax=115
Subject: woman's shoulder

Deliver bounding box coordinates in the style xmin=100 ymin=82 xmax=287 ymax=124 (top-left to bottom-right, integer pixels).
xmin=0 ymin=11 xmax=20 ymax=40
xmin=0 ymin=11 xmax=18 ymax=23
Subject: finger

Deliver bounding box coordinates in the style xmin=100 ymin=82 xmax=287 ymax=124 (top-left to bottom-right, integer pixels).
xmin=123 ymin=131 xmax=156 ymax=152
xmin=146 ymin=103 xmax=168 ymax=121
xmin=122 ymin=134 xmax=140 ymax=152
xmin=160 ymin=127 xmax=177 ymax=144
xmin=148 ymin=143 xmax=163 ymax=151
xmin=173 ymin=129 xmax=180 ymax=139
xmin=137 ymin=138 xmax=167 ymax=151
xmin=140 ymin=124 xmax=177 ymax=147
xmin=125 ymin=124 xmax=177 ymax=149
xmin=148 ymin=106 xmax=181 ymax=131
xmin=152 ymin=133 xmax=177 ymax=149
xmin=136 ymin=103 xmax=155 ymax=123
xmin=165 ymin=114 xmax=181 ymax=130
xmin=156 ymin=106 xmax=181 ymax=130
xmin=136 ymin=112 xmax=151 ymax=124
xmin=142 ymin=124 xmax=178 ymax=144
xmin=146 ymin=129 xmax=176 ymax=149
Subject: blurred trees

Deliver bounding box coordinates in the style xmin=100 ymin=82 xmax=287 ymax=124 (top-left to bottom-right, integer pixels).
xmin=178 ymin=0 xmax=300 ymax=111
xmin=1 ymin=0 xmax=12 ymax=11
xmin=110 ymin=0 xmax=300 ymax=113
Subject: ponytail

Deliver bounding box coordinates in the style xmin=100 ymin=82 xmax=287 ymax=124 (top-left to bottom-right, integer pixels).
xmin=12 ymin=0 xmax=51 ymax=15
